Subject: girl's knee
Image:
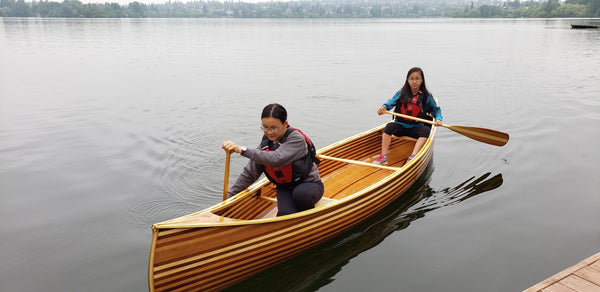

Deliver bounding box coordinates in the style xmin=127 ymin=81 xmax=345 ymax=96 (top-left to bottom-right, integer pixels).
xmin=293 ymin=183 xmax=323 ymax=211
xmin=417 ymin=127 xmax=431 ymax=137
xmin=292 ymin=192 xmax=315 ymax=210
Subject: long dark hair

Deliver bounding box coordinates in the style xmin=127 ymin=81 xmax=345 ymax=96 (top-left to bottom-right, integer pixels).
xmin=399 ymin=67 xmax=430 ymax=106
xmin=261 ymin=103 xmax=287 ymax=123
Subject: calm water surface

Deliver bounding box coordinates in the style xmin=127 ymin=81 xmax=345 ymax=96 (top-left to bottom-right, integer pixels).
xmin=1 ymin=18 xmax=599 ymax=292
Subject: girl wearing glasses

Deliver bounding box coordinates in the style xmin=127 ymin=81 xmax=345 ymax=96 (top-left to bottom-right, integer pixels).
xmin=222 ymin=103 xmax=323 ymax=216
xmin=374 ymin=67 xmax=443 ymax=165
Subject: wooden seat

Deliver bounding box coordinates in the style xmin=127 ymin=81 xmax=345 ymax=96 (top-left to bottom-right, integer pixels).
xmin=315 ymin=197 xmax=338 ymax=208
xmin=259 ymin=196 xmax=338 ymax=219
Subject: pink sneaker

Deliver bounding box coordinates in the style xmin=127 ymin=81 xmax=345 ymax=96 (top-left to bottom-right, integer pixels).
xmin=373 ymin=154 xmax=387 ymax=165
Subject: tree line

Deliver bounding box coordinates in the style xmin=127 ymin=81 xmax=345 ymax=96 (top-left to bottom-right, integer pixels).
xmin=1 ymin=0 xmax=599 ymax=18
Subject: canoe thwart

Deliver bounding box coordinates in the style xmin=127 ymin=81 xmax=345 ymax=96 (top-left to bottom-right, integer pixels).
xmin=317 ymin=154 xmax=400 ymax=171
xmin=257 ymin=196 xmax=277 ymax=203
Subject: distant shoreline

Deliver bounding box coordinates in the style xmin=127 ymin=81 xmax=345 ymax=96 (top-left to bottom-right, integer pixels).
xmin=2 ymin=0 xmax=599 ymax=18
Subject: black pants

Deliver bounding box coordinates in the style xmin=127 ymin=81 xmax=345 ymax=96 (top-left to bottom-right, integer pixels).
xmin=383 ymin=122 xmax=431 ymax=139
xmin=276 ymin=181 xmax=324 ymax=216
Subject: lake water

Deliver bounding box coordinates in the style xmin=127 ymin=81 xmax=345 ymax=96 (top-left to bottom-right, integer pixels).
xmin=1 ymin=17 xmax=599 ymax=292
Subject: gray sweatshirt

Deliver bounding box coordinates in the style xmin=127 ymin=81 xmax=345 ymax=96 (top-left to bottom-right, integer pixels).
xmin=227 ymin=130 xmax=321 ymax=197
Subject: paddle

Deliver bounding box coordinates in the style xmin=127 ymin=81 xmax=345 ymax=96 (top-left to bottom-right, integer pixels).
xmin=222 ymin=150 xmax=232 ymax=202
xmin=384 ymin=110 xmax=509 ymax=147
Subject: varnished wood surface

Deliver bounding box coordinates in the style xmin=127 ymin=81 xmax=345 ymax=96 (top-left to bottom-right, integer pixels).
xmin=384 ymin=109 xmax=509 ymax=146
xmin=148 ymin=123 xmax=436 ymax=291
xmin=523 ymin=252 xmax=600 ymax=292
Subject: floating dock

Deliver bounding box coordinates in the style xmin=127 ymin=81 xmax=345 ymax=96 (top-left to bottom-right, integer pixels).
xmin=524 ymin=251 xmax=600 ymax=291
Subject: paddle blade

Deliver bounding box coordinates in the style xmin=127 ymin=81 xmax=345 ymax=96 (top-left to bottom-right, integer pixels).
xmin=444 ymin=125 xmax=509 ymax=147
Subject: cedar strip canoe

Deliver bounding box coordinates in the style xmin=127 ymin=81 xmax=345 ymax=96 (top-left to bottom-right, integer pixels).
xmin=148 ymin=121 xmax=437 ymax=291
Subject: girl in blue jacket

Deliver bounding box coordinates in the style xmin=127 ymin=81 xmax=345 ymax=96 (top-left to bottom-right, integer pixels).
xmin=374 ymin=67 xmax=443 ymax=165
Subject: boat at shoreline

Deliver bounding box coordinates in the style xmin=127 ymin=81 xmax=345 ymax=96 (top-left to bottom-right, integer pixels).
xmin=148 ymin=121 xmax=437 ymax=291
xmin=571 ymin=24 xmax=599 ymax=29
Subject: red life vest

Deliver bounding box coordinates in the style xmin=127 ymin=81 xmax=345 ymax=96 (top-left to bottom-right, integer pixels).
xmin=260 ymin=127 xmax=319 ymax=187
xmin=393 ymin=91 xmax=428 ymax=123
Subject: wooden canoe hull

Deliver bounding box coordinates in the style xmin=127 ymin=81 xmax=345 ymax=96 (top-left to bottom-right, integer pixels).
xmin=149 ymin=123 xmax=436 ymax=291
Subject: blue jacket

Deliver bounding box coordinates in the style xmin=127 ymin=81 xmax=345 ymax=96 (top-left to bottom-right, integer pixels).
xmin=382 ymin=91 xmax=442 ymax=128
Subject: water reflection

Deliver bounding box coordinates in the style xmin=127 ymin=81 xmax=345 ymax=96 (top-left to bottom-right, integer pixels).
xmin=405 ymin=172 xmax=504 ymax=217
xmin=223 ymin=163 xmax=503 ymax=292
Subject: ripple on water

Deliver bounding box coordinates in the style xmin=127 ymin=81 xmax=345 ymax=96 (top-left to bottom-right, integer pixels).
xmin=127 ymin=128 xmax=225 ymax=224
xmin=128 ymin=198 xmax=203 ymax=225
xmin=160 ymin=128 xmax=224 ymax=203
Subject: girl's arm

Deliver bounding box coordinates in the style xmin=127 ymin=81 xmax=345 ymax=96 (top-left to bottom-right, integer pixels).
xmin=425 ymin=94 xmax=443 ymax=121
xmin=381 ymin=90 xmax=402 ymax=110
xmin=227 ymin=158 xmax=263 ymax=197
xmin=242 ymin=131 xmax=307 ymax=168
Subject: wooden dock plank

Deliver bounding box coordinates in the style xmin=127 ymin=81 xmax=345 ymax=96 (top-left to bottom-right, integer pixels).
xmin=574 ymin=266 xmax=600 ymax=286
xmin=541 ymin=282 xmax=576 ymax=292
xmin=524 ymin=252 xmax=600 ymax=292
xmin=560 ymin=275 xmax=600 ymax=292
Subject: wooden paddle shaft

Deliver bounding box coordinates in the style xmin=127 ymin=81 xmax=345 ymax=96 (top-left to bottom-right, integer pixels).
xmin=384 ymin=110 xmax=509 ymax=147
xmin=384 ymin=110 xmax=438 ymax=126
xmin=223 ymin=150 xmax=231 ymax=202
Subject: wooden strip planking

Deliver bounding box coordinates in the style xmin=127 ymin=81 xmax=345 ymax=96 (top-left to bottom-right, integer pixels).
xmin=155 ymin=190 xmax=397 ymax=291
xmin=154 ymin=194 xmax=371 ymax=279
xmin=524 ymin=252 xmax=600 ymax=292
xmin=157 ymin=165 xmax=422 ymax=288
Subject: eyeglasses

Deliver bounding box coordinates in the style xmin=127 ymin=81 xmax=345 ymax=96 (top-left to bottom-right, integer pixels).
xmin=260 ymin=126 xmax=281 ymax=133
xmin=408 ymin=77 xmax=422 ymax=82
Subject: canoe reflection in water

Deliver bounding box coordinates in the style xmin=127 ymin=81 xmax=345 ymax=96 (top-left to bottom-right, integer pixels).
xmin=223 ymin=163 xmax=503 ymax=292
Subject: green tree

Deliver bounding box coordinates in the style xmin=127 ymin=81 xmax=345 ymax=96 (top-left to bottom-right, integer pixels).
xmin=88 ymin=3 xmax=108 ymax=17
xmin=9 ymin=0 xmax=31 ymax=16
xmin=0 ymin=0 xmax=15 ymax=9
xmin=60 ymin=0 xmax=82 ymax=17
xmin=511 ymin=6 xmax=533 ymax=17
xmin=589 ymin=0 xmax=600 ymax=16
xmin=532 ymin=0 xmax=560 ymax=17
xmin=479 ymin=5 xmax=505 ymax=17
xmin=127 ymin=1 xmax=146 ymax=17
xmin=370 ymin=4 xmax=381 ymax=17
xmin=554 ymin=3 xmax=586 ymax=16
xmin=37 ymin=1 xmax=61 ymax=17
